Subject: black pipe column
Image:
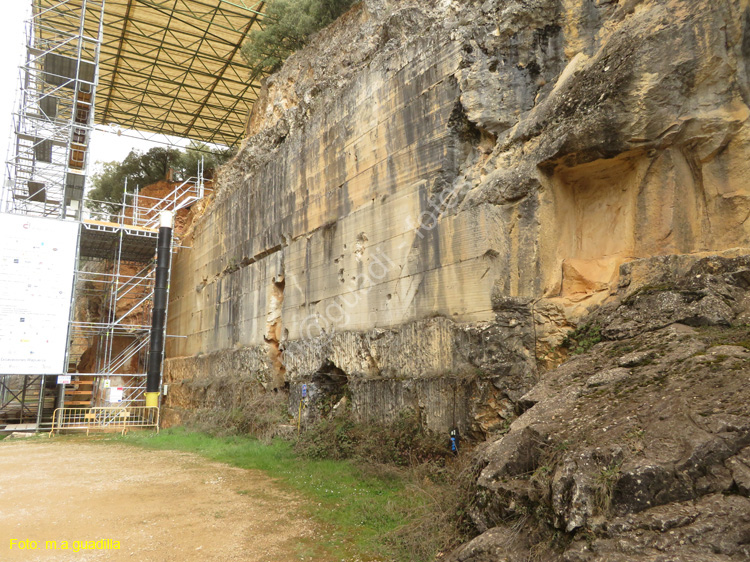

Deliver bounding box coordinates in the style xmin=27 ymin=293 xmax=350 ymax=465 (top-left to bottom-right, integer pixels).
xmin=146 ymin=212 xmax=173 ymax=408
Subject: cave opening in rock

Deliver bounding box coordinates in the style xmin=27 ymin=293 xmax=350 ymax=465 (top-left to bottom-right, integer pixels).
xmin=311 ymin=360 xmax=349 ymax=413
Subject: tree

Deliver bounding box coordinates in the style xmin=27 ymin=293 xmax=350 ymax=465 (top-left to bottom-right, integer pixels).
xmin=176 ymin=140 xmax=236 ymax=180
xmin=241 ymin=0 xmax=356 ymax=73
xmin=86 ymin=147 xmax=181 ymax=216
xmin=85 ymin=144 xmax=235 ymax=217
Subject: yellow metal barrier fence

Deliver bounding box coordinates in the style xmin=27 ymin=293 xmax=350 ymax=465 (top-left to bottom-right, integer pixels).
xmin=49 ymin=407 xmax=160 ymax=436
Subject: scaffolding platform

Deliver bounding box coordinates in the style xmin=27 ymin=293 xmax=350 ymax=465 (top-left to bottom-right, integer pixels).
xmin=79 ymin=219 xmax=158 ymax=261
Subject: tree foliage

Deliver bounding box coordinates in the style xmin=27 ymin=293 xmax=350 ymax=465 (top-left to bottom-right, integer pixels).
xmin=179 ymin=141 xmax=235 ymax=180
xmin=85 ymin=142 xmax=235 ymax=216
xmin=86 ymin=147 xmax=180 ymax=215
xmin=241 ymin=0 xmax=356 ymax=73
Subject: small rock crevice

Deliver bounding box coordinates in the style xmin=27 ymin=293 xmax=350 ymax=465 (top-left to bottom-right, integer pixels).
xmin=265 ymin=275 xmax=286 ymax=392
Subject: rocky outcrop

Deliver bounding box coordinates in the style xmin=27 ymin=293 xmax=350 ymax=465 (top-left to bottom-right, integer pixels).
xmin=165 ymin=0 xmax=750 ymax=437
xmin=450 ymin=255 xmax=750 ymax=561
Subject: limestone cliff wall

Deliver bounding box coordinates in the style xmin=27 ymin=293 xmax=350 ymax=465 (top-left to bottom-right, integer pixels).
xmin=165 ymin=0 xmax=750 ymax=436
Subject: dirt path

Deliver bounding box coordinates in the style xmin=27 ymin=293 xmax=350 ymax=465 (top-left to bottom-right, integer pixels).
xmin=0 ymin=438 xmax=327 ymax=562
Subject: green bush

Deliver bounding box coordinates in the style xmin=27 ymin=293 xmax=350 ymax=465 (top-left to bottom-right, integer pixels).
xmin=294 ymin=409 xmax=482 ymax=560
xmin=86 ymin=147 xmax=181 ymax=215
xmin=385 ymin=456 xmax=482 ymax=561
xmin=296 ymin=409 xmax=451 ymax=466
xmin=241 ymin=0 xmax=356 ymax=73
xmin=562 ymin=323 xmax=603 ymax=355
xmin=180 ymin=391 xmax=289 ymax=441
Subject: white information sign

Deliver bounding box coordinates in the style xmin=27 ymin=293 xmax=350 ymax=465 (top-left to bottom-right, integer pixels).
xmin=57 ymin=375 xmax=72 ymax=385
xmin=0 ymin=214 xmax=78 ymax=375
xmin=109 ymin=387 xmax=124 ymax=403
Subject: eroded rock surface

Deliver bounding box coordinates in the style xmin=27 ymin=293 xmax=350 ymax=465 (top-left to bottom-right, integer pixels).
xmin=159 ymin=0 xmax=750 ymax=556
xmin=452 ymin=257 xmax=750 ymax=561
xmin=165 ymin=0 xmax=750 ymax=435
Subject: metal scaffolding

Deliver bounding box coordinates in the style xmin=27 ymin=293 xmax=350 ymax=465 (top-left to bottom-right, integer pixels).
xmin=64 ymin=173 xmax=204 ymax=413
xmin=2 ymin=0 xmax=268 ymax=216
xmin=0 ymin=0 xmax=254 ymax=433
xmin=1 ymin=0 xmax=106 ymax=431
xmin=2 ymin=0 xmax=105 ymax=219
xmin=0 ymin=176 xmax=204 ymax=431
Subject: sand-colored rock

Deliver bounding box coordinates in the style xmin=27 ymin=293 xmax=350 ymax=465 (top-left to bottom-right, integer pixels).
xmin=165 ymin=0 xmax=750 ymax=435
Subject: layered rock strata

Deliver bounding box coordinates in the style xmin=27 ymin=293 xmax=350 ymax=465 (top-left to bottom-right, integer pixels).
xmin=165 ymin=0 xmax=750 ymax=439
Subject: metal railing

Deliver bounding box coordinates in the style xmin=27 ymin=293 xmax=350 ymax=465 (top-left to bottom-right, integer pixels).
xmin=132 ymin=177 xmax=205 ymax=230
xmin=49 ymin=406 xmax=159 ymax=436
xmin=102 ymin=338 xmax=150 ymax=375
xmin=84 ymin=174 xmax=206 ymax=232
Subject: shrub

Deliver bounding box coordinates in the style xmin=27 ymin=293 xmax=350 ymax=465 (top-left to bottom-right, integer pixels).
xmin=562 ymin=323 xmax=603 ymax=355
xmin=295 ymin=408 xmax=450 ymax=466
xmin=241 ymin=0 xmax=356 ymax=73
xmin=181 ymin=391 xmax=289 ymax=441
xmin=384 ymin=454 xmax=482 ymax=560
xmin=295 ymin=408 xmax=481 ymax=560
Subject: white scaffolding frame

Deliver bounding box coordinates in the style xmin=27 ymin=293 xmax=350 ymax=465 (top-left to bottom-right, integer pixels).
xmin=0 ymin=0 xmax=207 ymax=432
xmin=2 ymin=0 xmax=105 ymax=220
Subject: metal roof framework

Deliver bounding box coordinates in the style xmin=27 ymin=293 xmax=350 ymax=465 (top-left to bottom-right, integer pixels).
xmin=38 ymin=0 xmax=267 ymax=148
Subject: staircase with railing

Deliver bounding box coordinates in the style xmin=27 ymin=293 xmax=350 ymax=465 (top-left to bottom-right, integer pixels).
xmin=130 ymin=160 xmax=206 ymax=230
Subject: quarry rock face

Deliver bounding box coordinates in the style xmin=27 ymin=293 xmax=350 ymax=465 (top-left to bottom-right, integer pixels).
xmin=166 ymin=0 xmax=750 ymax=447
xmin=162 ymin=0 xmax=750 ymax=556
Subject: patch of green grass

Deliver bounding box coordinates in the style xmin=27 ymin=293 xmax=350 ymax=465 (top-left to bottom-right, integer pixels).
xmin=115 ymin=428 xmax=432 ymax=560
xmin=594 ymin=460 xmax=622 ymax=514
xmin=697 ymin=325 xmax=750 ymax=349
xmin=624 ymin=427 xmax=645 ymax=441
